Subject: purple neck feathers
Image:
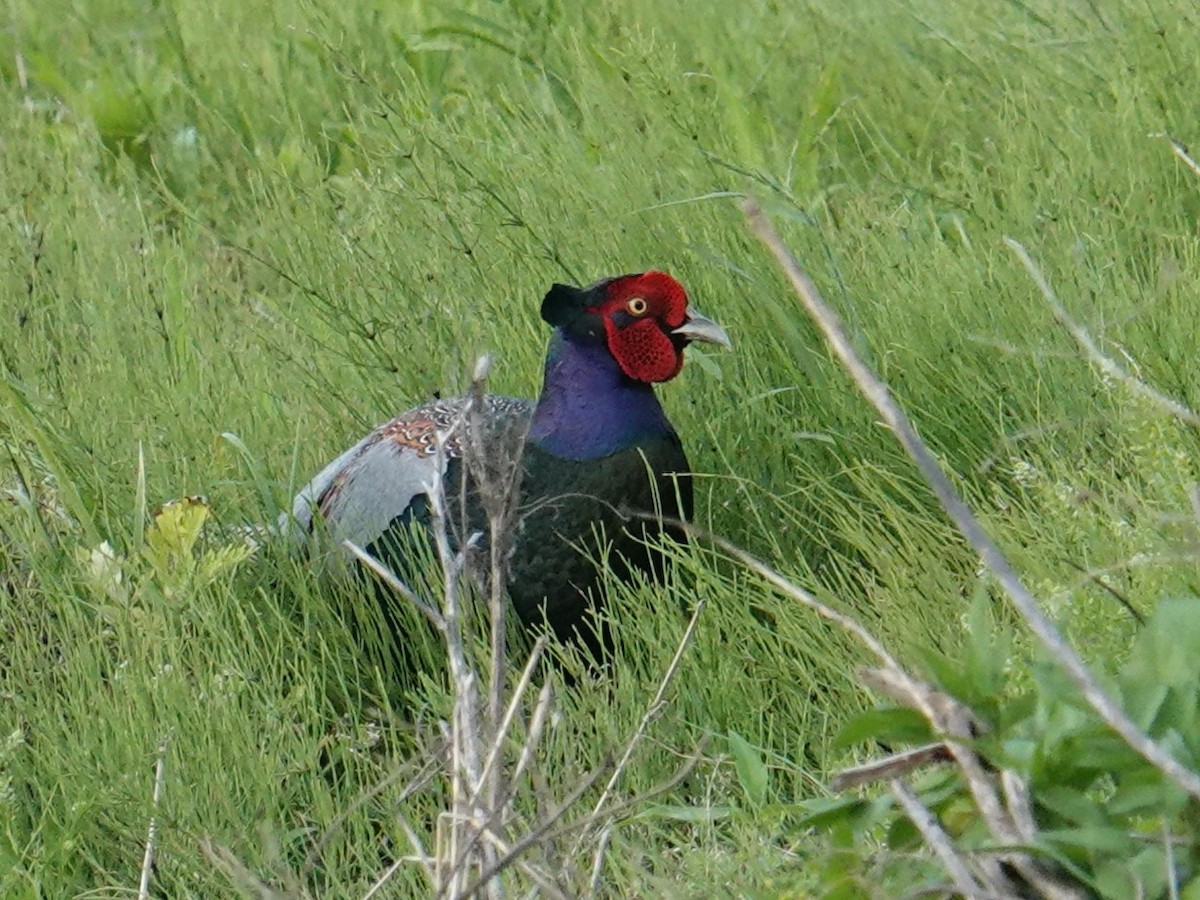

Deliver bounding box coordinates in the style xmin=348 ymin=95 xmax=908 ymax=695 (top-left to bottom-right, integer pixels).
xmin=528 ymin=331 xmax=674 ymax=460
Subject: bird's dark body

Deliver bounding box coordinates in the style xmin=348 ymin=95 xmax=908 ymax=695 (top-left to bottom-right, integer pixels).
xmin=506 ymin=436 xmax=692 ymax=634
xmin=362 ymin=404 xmax=692 ymax=651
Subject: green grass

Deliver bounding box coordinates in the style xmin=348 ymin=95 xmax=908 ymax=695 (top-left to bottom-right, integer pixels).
xmin=3 ymin=0 xmax=1200 ymax=895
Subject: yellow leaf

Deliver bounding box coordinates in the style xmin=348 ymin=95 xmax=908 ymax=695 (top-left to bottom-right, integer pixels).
xmin=144 ymin=495 xmax=209 ymax=572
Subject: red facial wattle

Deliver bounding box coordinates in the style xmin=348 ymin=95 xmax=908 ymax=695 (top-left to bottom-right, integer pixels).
xmin=589 ymin=271 xmax=690 ymax=384
xmin=604 ymin=317 xmax=683 ymax=383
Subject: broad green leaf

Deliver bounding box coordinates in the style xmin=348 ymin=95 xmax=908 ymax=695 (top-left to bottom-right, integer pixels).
xmin=963 ymin=585 xmax=1011 ymax=700
xmin=915 ymin=646 xmax=973 ymax=702
xmin=935 ymin=797 xmax=976 ymax=840
xmin=790 ymin=796 xmax=871 ymax=831
xmin=885 ymin=810 xmax=920 ymax=849
xmin=1034 ymin=785 xmax=1107 ymax=827
xmin=832 ymin=706 xmax=932 ymax=749
xmin=1107 ymin=772 xmax=1187 ymax=817
xmin=1070 ymin=731 xmax=1142 ymax=772
xmin=1092 ymin=858 xmax=1136 ymax=900
xmin=1040 ymin=826 xmax=1134 ymax=855
xmin=1124 ymin=597 xmax=1200 ymax=691
xmin=1122 ymin=681 xmax=1170 ymax=733
xmin=1093 ymin=848 xmax=1169 ymax=900
xmin=728 ymin=730 xmax=769 ymax=808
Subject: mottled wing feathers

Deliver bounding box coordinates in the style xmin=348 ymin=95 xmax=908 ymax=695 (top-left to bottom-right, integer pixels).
xmin=373 ymin=395 xmax=530 ymax=459
xmin=288 ymin=395 xmax=532 ymax=560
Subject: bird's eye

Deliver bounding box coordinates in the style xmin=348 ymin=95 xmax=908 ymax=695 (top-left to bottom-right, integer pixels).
xmin=627 ymin=297 xmax=648 ymax=316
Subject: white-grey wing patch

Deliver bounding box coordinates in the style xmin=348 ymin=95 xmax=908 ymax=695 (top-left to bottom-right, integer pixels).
xmin=315 ymin=439 xmax=443 ymax=553
xmin=286 ymin=432 xmax=376 ymax=538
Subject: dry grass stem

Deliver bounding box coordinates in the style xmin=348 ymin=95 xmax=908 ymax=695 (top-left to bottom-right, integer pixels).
xmin=303 ymin=742 xmax=446 ymax=881
xmin=457 ymin=764 xmax=610 ymax=899
xmin=1165 ymin=134 xmax=1200 ymax=179
xmin=586 ymin=824 xmax=614 ymax=899
xmin=578 ymin=596 xmax=708 ymax=852
xmin=830 ymin=742 xmax=952 ymax=792
xmin=344 ymin=539 xmax=446 ymax=630
xmin=1165 ymin=820 xmax=1181 ymax=900
xmin=504 ymin=680 xmax=555 ymax=806
xmin=547 ymin=745 xmax=708 ymax=842
xmin=637 ymin=517 xmax=1050 ymax=874
xmin=472 ymin=635 xmax=548 ymax=804
xmin=201 ymin=840 xmax=286 ymax=900
xmin=889 ymin=780 xmax=989 ymax=900
xmin=1056 ymin=557 xmax=1145 ymax=626
xmin=398 ymin=816 xmax=436 ymax=885
xmin=745 ymin=199 xmax=1200 ymax=802
xmin=1048 ymin=552 xmax=1190 ymax=610
xmin=1005 ymin=237 xmax=1200 ymax=429
xmin=137 ymin=741 xmax=168 ymax=900
xmin=639 ymin=514 xmax=903 ymax=673
xmin=1000 ymin=769 xmax=1037 ymax=843
xmin=427 ymin=390 xmax=498 ymax=899
xmin=362 ymin=857 xmax=407 ymax=900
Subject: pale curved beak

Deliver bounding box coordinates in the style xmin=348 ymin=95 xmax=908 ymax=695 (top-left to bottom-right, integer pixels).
xmin=672 ymin=309 xmax=732 ymax=349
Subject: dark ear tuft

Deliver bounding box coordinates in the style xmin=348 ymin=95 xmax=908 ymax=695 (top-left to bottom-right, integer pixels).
xmin=541 ymin=283 xmax=587 ymax=326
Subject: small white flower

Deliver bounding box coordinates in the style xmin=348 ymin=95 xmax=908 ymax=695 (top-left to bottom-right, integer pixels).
xmin=171 ymin=126 xmax=198 ymax=151
xmin=1009 ymin=458 xmax=1039 ymax=487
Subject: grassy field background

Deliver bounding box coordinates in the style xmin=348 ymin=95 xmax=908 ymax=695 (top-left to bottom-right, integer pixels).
xmin=3 ymin=0 xmax=1200 ymax=895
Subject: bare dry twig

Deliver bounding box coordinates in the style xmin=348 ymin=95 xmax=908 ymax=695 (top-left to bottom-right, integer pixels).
xmin=138 ymin=740 xmax=168 ymax=900
xmin=585 ymin=597 xmax=709 ymax=830
xmin=889 ymin=780 xmax=990 ymax=899
xmin=862 ymin=670 xmax=1085 ymax=900
xmin=860 ymin=669 xmax=1017 ymax=842
xmin=1005 ymin=238 xmax=1200 ymax=429
xmin=464 ymin=352 xmax=528 ymax=826
xmin=830 ymin=742 xmax=952 ymax=792
xmin=1163 ymin=133 xmax=1200 ymax=179
xmin=426 ymin=393 xmax=498 ymax=899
